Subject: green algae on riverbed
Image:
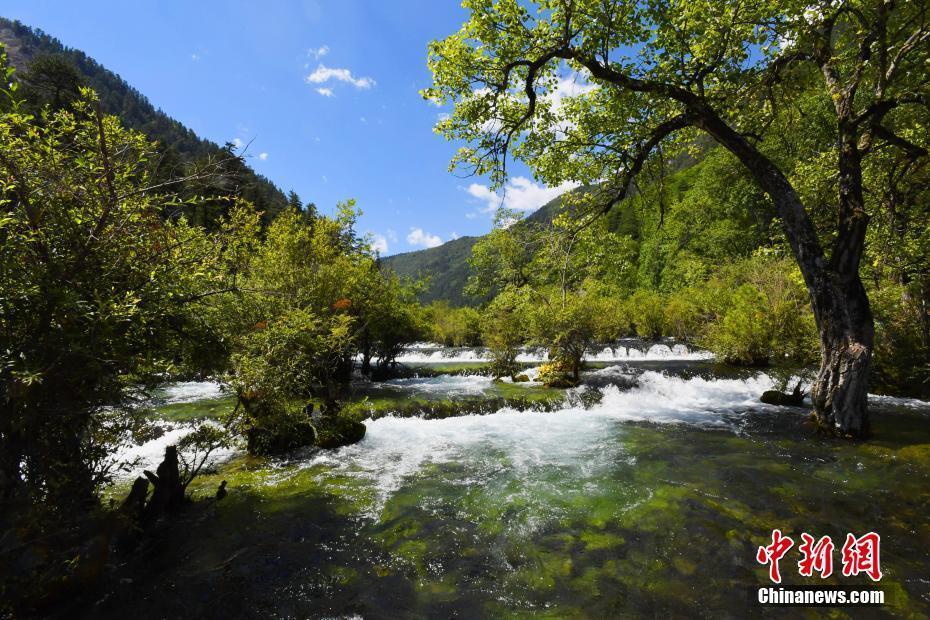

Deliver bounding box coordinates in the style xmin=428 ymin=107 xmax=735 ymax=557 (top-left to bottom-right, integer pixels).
xmin=91 ymin=373 xmax=930 ymax=619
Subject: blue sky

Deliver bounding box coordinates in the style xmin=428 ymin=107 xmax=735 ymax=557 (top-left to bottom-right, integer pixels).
xmin=1 ymin=1 xmax=573 ymax=255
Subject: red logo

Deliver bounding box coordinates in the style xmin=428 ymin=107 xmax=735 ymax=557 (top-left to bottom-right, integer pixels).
xmin=756 ymin=529 xmax=794 ymax=584
xmin=841 ymin=532 xmax=883 ymax=581
xmin=756 ymin=530 xmax=881 ymax=583
xmin=798 ymin=533 xmax=835 ymax=578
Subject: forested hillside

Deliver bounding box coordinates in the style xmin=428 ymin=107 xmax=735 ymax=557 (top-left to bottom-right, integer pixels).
xmin=383 ymin=190 xmax=593 ymax=305
xmin=2 ymin=2 xmax=930 ymax=616
xmin=382 ymin=144 xmax=704 ymax=306
xmin=0 ymin=17 xmax=293 ymax=226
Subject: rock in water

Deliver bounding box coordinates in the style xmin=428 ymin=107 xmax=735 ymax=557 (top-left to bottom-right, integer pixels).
xmin=512 ymin=374 xmax=530 ymax=383
xmin=246 ymin=421 xmax=316 ymax=455
xmin=760 ymin=382 xmax=806 ymax=407
xmin=315 ymin=416 xmax=366 ymax=449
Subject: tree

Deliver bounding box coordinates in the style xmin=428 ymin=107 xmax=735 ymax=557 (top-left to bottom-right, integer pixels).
xmin=425 ymin=0 xmax=930 ymax=436
xmin=224 ymin=202 xmax=376 ymax=453
xmin=17 ymin=54 xmax=85 ymax=112
xmin=0 ymin=87 xmax=224 ymax=512
xmin=481 ymin=289 xmax=527 ymax=379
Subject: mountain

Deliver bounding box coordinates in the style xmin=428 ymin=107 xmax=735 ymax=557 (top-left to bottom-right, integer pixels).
xmin=0 ymin=17 xmax=290 ymax=226
xmin=382 ymin=139 xmax=710 ymax=306
xmin=381 ymin=191 xmax=574 ymax=306
xmin=384 ymin=184 xmax=645 ymax=306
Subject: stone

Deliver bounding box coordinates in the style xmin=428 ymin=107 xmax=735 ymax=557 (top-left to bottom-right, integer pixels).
xmin=760 ymin=382 xmax=806 ymax=407
xmin=315 ymin=416 xmax=367 ymax=449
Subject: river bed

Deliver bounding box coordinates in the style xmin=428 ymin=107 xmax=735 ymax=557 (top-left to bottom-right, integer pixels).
xmin=93 ymin=344 xmax=930 ymax=618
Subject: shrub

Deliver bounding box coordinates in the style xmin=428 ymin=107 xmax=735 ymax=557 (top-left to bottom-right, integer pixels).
xmin=480 ymin=290 xmax=526 ymax=379
xmin=870 ymin=282 xmax=930 ymax=398
xmin=592 ymin=295 xmax=633 ymax=342
xmin=427 ymin=302 xmax=482 ymax=346
xmin=627 ymin=290 xmax=667 ymax=340
xmin=664 ymin=291 xmax=702 ymax=341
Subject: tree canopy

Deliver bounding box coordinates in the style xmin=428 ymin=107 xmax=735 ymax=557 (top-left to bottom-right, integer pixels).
xmin=426 ymin=0 xmax=930 ymax=436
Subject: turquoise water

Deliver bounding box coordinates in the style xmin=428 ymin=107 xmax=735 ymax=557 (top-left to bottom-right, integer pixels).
xmin=94 ymin=356 xmax=930 ymax=618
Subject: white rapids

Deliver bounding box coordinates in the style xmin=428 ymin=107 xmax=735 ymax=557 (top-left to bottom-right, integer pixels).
xmin=390 ymin=342 xmax=713 ymax=364
xmin=300 ymin=371 xmax=788 ymax=512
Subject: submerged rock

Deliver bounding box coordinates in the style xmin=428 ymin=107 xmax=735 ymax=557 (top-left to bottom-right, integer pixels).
xmin=315 ymin=415 xmax=367 ymax=449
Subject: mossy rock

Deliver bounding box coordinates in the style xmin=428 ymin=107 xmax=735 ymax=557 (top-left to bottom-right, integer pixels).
xmin=315 ymin=416 xmax=367 ymax=449
xmin=247 ymin=421 xmax=316 ymax=455
xmin=512 ymin=374 xmax=530 ymax=383
xmin=760 ymin=388 xmax=804 ymax=407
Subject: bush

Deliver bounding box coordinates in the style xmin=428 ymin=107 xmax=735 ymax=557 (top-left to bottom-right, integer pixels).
xmin=524 ymin=289 xmax=597 ymax=382
xmin=699 ymin=256 xmax=818 ymax=366
xmin=536 ymin=360 xmax=578 ymax=388
xmin=231 ymin=309 xmax=355 ymax=454
xmin=870 ymin=282 xmax=930 ymax=398
xmin=592 ymin=295 xmax=633 ymax=342
xmin=664 ymin=291 xmax=702 ymax=341
xmin=705 ymin=284 xmax=773 ymax=365
xmin=627 ymin=290 xmax=666 ymax=340
xmin=480 ymin=290 xmax=526 ymax=379
xmin=427 ymin=302 xmax=482 ymax=346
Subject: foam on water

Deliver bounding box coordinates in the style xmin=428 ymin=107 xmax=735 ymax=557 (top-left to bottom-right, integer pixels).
xmin=391 ymin=343 xmax=713 ymax=364
xmin=302 ymin=371 xmax=783 ymax=513
xmin=111 ymin=381 xmax=236 ymax=481
xmin=393 ymin=348 xmax=489 ymax=363
xmin=381 ymin=374 xmax=496 ymax=396
xmin=868 ymin=393 xmax=930 ymax=410
xmin=154 ymin=380 xmax=226 ymax=404
xmin=109 ymin=420 xmax=239 ymax=481
xmin=580 ymin=343 xmax=714 ymax=362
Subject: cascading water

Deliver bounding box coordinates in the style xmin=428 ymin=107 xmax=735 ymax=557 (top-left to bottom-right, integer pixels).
xmin=389 ymin=341 xmax=713 ymax=364
xmin=95 ymin=345 xmax=930 ymax=618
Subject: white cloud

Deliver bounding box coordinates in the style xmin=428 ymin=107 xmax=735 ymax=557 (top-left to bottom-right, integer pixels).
xmin=359 ymin=116 xmax=367 ymax=123
xmin=232 ymin=137 xmax=244 ymax=149
xmin=306 ymin=63 xmax=375 ymax=89
xmin=466 ymin=176 xmax=579 ymax=214
xmin=258 ymin=152 xmax=268 ymax=161
xmin=369 ymin=233 xmax=388 ymax=254
xmin=545 ymin=72 xmax=597 ymax=138
xmin=546 ymin=73 xmax=596 ymax=109
xmin=386 ymin=229 xmax=398 ymax=243
xmin=450 ymin=231 xmax=460 ymax=240
xmin=407 ymin=227 xmax=442 ymax=249
xmin=308 ymin=45 xmax=329 ymax=60
xmin=190 ymin=53 xmax=201 ymax=61
xmin=316 ymin=87 xmax=334 ymax=97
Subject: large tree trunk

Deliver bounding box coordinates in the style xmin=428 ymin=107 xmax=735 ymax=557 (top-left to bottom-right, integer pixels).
xmin=695 ymin=108 xmax=874 ymax=437
xmin=809 ymin=274 xmax=874 ymax=437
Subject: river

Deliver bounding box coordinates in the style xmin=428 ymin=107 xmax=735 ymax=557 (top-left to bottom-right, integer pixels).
xmin=92 ymin=343 xmax=930 ymax=618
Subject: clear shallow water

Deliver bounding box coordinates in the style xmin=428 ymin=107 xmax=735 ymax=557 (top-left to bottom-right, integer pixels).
xmin=94 ymin=349 xmax=930 ymax=619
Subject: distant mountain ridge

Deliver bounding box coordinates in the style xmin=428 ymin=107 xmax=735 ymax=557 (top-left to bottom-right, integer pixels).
xmin=382 ymin=191 xmax=581 ymax=306
xmin=0 ymin=17 xmax=290 ymax=224
xmin=383 ymin=142 xmax=708 ymax=306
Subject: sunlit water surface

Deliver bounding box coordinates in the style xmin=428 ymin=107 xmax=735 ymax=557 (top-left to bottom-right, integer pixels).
xmin=93 ymin=346 xmax=930 ymax=619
